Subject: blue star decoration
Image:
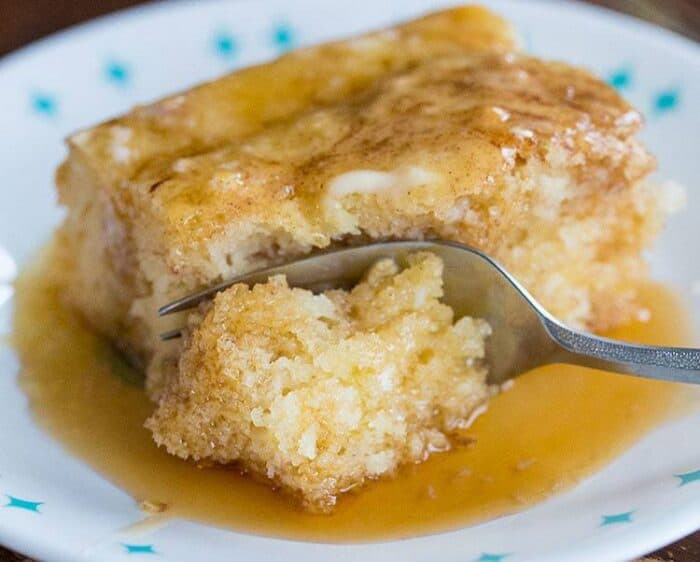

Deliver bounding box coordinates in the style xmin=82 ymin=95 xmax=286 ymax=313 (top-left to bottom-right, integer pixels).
xmin=121 ymin=544 xmax=156 ymax=555
xmin=31 ymin=93 xmax=57 ymax=117
xmin=4 ymin=495 xmax=43 ymax=513
xmin=213 ymin=32 xmax=237 ymax=58
xmin=476 ymin=553 xmax=510 ymax=562
xmin=600 ymin=511 xmax=634 ymax=526
xmin=607 ymin=68 xmax=632 ymax=90
xmin=653 ymin=89 xmax=679 ymax=114
xmin=272 ymin=23 xmax=295 ymax=51
xmin=675 ymin=468 xmax=700 ymax=487
xmin=105 ymin=61 xmax=131 ymax=86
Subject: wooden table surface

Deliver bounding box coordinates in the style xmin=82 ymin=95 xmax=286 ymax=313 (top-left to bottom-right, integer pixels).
xmin=0 ymin=0 xmax=698 ymax=560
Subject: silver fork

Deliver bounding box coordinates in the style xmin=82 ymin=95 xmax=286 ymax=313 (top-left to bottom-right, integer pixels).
xmin=159 ymin=240 xmax=700 ymax=385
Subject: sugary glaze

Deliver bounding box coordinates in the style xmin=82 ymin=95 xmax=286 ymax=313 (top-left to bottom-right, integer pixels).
xmin=131 ymin=52 xmax=650 ymax=245
xmin=13 ymin=242 xmax=697 ymax=541
xmin=62 ymin=6 xmax=518 ymax=185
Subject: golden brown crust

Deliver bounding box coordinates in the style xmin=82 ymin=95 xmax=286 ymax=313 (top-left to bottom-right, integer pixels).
xmin=130 ymin=52 xmax=650 ymax=246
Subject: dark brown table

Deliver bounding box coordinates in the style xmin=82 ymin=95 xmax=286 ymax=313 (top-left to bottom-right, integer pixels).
xmin=0 ymin=1 xmax=698 ymax=560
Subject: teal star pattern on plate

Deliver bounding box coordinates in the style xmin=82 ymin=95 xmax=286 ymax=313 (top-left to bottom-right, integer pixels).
xmin=607 ymin=67 xmax=632 ymax=90
xmin=653 ymin=89 xmax=679 ymax=113
xmin=122 ymin=544 xmax=156 ymax=555
xmin=4 ymin=495 xmax=43 ymax=513
xmin=31 ymin=93 xmax=57 ymax=116
xmin=675 ymin=468 xmax=700 ymax=486
xmin=600 ymin=511 xmax=633 ymax=526
xmin=213 ymin=32 xmax=237 ymax=58
xmin=272 ymin=23 xmax=294 ymax=50
xmin=476 ymin=553 xmax=510 ymax=562
xmin=105 ymin=61 xmax=130 ymax=85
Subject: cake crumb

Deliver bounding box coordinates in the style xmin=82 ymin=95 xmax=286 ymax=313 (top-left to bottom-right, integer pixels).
xmin=510 ymin=492 xmax=528 ymax=504
xmin=451 ymin=433 xmax=478 ymax=448
xmin=452 ymin=468 xmax=473 ymax=480
xmin=514 ymin=458 xmax=536 ymax=472
xmin=500 ymin=379 xmax=515 ymax=392
xmin=139 ymin=499 xmax=167 ymax=514
xmin=635 ymin=308 xmax=651 ymax=323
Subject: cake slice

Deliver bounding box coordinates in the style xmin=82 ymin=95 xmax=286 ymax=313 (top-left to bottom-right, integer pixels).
xmin=146 ymin=253 xmax=492 ymax=511
xmin=55 ymin=5 xmax=674 ymax=401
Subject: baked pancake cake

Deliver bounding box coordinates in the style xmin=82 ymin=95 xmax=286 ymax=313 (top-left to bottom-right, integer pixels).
xmin=55 ymin=5 xmax=679 ymax=507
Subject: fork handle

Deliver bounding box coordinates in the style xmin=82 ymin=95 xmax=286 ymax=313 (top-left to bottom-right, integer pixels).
xmin=543 ymin=318 xmax=700 ymax=384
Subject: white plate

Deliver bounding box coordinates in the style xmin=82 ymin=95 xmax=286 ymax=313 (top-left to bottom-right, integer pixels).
xmin=1 ymin=1 xmax=699 ymax=561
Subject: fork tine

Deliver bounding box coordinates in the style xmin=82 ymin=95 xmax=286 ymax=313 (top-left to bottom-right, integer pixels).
xmin=158 ymin=277 xmax=244 ymax=316
xmin=159 ymin=287 xmax=217 ymax=316
xmin=160 ymin=328 xmax=183 ymax=341
xmin=157 ymin=240 xmax=436 ymax=337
